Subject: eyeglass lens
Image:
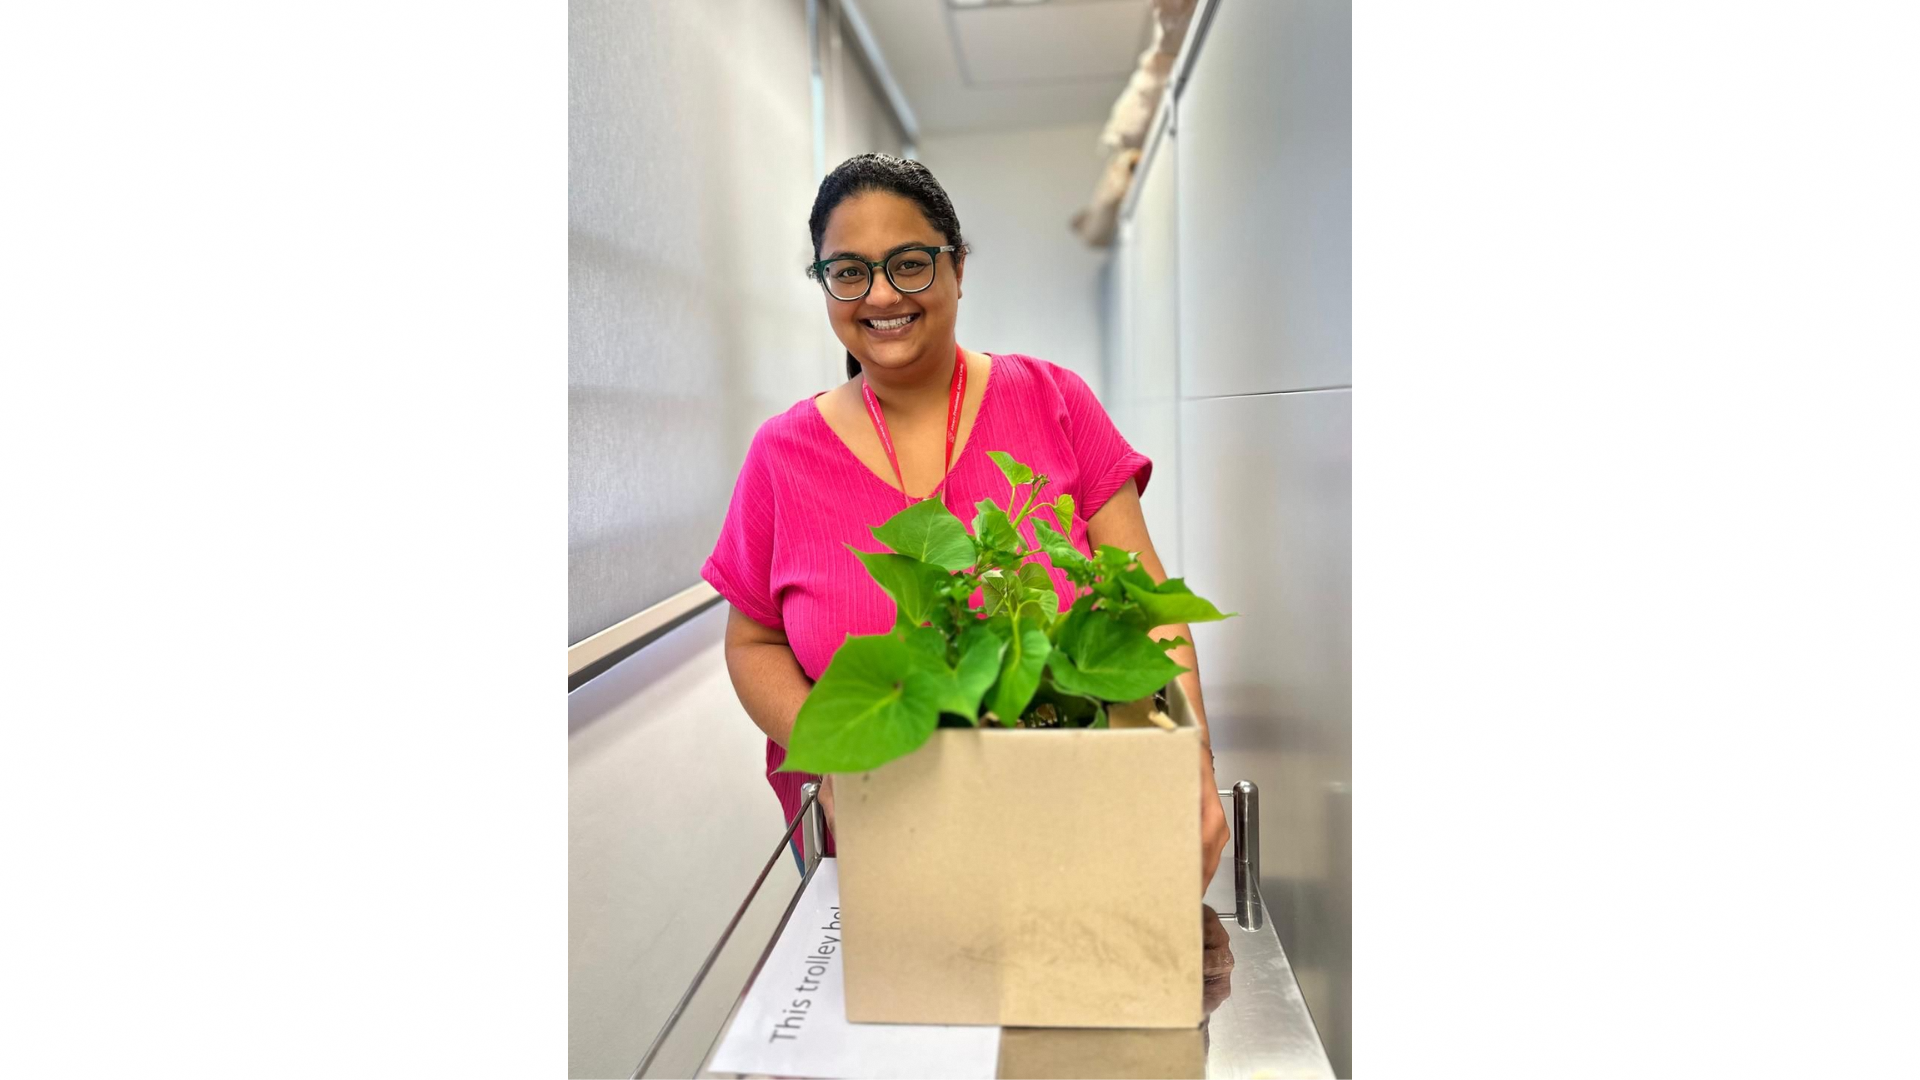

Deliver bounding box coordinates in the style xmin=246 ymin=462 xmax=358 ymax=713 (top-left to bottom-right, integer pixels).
xmin=821 ymin=250 xmax=937 ymax=300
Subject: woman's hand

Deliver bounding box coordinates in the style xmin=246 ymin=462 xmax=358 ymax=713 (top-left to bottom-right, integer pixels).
xmin=1200 ymin=748 xmax=1229 ymax=887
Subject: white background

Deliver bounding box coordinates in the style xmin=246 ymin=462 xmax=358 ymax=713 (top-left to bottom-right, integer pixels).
xmin=4 ymin=1 xmax=1919 ymax=1077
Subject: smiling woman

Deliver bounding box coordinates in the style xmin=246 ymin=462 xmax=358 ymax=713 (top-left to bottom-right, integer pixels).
xmin=700 ymin=153 xmax=1229 ymax=883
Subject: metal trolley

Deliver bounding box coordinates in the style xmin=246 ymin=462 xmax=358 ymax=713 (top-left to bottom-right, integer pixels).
xmin=635 ymin=781 xmax=1332 ymax=1079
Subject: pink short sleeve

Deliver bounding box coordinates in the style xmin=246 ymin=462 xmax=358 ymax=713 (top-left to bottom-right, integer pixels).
xmin=1056 ymin=365 xmax=1152 ymax=518
xmin=701 ymin=434 xmax=784 ymax=631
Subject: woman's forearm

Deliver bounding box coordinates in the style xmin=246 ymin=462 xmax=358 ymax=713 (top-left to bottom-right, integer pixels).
xmin=723 ymin=640 xmax=815 ymax=749
xmin=1154 ymin=624 xmax=1211 ymax=746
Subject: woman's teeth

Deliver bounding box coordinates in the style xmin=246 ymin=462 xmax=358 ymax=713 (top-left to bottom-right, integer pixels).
xmin=864 ymin=314 xmax=918 ymax=331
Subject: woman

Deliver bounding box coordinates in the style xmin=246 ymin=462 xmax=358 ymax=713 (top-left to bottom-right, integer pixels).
xmin=702 ymin=153 xmax=1229 ymax=885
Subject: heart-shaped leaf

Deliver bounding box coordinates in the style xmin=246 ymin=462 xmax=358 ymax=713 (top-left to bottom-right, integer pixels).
xmin=782 ymin=634 xmax=946 ymax=773
xmin=1040 ymin=493 xmax=1075 ymax=532
xmin=870 ymin=498 xmax=977 ymax=572
xmin=986 ymin=451 xmax=1036 ymax=491
xmin=850 ymin=547 xmax=951 ymax=628
xmin=1046 ymin=616 xmax=1188 ymax=702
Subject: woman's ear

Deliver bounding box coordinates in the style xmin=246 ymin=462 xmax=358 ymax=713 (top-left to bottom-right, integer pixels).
xmin=954 ymin=256 xmax=965 ymax=299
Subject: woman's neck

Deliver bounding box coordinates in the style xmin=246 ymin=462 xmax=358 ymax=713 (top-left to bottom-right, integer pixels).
xmin=860 ymin=342 xmax=960 ymax=416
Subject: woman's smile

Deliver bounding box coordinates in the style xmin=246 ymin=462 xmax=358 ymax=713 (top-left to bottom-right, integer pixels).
xmin=860 ymin=311 xmax=921 ymax=339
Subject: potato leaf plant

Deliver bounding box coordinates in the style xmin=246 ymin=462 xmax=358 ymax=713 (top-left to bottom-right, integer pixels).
xmin=780 ymin=451 xmax=1234 ymax=774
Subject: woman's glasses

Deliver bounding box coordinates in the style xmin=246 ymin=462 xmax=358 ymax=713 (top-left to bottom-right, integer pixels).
xmin=809 ymin=245 xmax=959 ymax=302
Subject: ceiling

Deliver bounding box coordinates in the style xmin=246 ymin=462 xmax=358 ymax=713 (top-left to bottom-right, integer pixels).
xmin=852 ymin=0 xmax=1156 ymax=136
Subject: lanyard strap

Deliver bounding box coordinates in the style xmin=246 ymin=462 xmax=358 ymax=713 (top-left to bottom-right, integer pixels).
xmin=860 ymin=344 xmax=968 ymax=504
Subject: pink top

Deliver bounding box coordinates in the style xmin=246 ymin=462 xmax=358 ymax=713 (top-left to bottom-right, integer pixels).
xmin=700 ymin=352 xmax=1152 ymax=853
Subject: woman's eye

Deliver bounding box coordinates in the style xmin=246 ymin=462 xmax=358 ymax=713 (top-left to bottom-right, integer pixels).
xmin=895 ymin=259 xmax=927 ymax=273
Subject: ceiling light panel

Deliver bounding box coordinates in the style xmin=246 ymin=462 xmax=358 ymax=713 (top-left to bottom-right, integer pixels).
xmin=951 ymin=0 xmax=1150 ymax=85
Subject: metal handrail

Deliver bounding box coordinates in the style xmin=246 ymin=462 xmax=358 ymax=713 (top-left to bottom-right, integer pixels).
xmin=568 ymin=582 xmax=723 ymax=689
xmin=629 ymin=787 xmax=819 ymax=1080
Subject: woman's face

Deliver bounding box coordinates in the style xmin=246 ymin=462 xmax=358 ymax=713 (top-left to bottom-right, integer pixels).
xmin=817 ymin=191 xmax=964 ymax=377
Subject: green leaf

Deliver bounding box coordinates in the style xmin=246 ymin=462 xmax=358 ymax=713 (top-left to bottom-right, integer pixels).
xmin=900 ymin=624 xmax=951 ymax=669
xmin=1015 ymin=560 xmax=1060 ymax=622
xmin=971 ymin=499 xmax=1021 ymax=554
xmin=1016 ymin=560 xmax=1055 ymax=595
xmin=1120 ymin=577 xmax=1234 ymax=625
xmin=782 ymin=634 xmax=946 ymax=773
xmin=1040 ymin=493 xmax=1075 ymax=532
xmin=1046 ymin=617 xmax=1189 ymax=702
xmin=849 ymin=547 xmax=951 ymax=628
xmin=1020 ymin=588 xmax=1060 ymax=623
xmin=950 ymin=624 xmax=1006 ymax=722
xmin=978 ymin=568 xmax=1018 ymax=617
xmin=1053 ymin=605 xmax=1094 ymax=656
xmin=987 ymin=623 xmax=1051 ymax=726
xmin=900 ymin=624 xmax=995 ymax=722
xmin=1094 ymin=545 xmax=1138 ymax=574
xmin=1031 ymin=518 xmax=1092 ymax=582
xmin=985 ymin=451 xmax=1036 ymax=491
xmin=870 ymin=498 xmax=977 ymax=573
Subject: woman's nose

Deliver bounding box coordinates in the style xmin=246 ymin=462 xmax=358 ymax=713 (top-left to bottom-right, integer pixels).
xmin=866 ymin=272 xmax=903 ymax=307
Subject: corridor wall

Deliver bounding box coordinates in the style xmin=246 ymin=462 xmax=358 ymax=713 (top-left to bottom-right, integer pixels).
xmin=1101 ymin=0 xmax=1352 ymax=1071
xmin=567 ymin=1 xmax=909 ymax=1075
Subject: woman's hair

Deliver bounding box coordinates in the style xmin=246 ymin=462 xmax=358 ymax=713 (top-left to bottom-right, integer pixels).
xmin=807 ymin=153 xmax=968 ymax=381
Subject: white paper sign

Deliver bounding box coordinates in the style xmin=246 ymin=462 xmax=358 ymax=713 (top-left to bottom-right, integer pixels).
xmin=707 ymin=859 xmax=1001 ymax=1079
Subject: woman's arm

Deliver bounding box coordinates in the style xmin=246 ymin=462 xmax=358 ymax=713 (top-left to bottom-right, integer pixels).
xmin=1087 ymin=479 xmax=1232 ymax=888
xmin=721 ymin=605 xmax=812 ymax=749
xmin=723 ymin=605 xmax=839 ymax=830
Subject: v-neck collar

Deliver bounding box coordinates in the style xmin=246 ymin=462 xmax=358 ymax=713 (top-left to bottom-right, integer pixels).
xmin=809 ymin=351 xmax=998 ymax=504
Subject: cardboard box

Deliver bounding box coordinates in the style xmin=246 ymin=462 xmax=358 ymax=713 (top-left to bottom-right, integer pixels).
xmin=835 ymin=682 xmax=1203 ymax=1028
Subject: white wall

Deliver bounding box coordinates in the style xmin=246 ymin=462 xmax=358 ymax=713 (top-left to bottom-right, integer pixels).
xmin=915 ymin=122 xmax=1111 ymax=393
xmin=568 ymin=1 xmax=909 ymax=1075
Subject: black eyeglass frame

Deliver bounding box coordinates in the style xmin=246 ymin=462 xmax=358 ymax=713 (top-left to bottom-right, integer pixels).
xmin=808 ymin=245 xmax=962 ymax=301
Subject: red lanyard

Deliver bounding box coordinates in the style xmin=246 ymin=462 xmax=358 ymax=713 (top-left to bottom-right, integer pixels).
xmin=861 ymin=344 xmax=968 ymax=505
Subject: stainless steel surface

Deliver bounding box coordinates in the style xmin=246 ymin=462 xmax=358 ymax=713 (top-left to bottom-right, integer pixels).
xmin=632 ymin=790 xmax=819 ymax=1080
xmin=1232 ymin=781 xmax=1264 ymax=932
xmin=1202 ymin=905 xmax=1331 ymax=1079
xmin=645 ymin=787 xmax=1332 ymax=1079
xmin=1175 ymin=0 xmax=1350 ymax=398
xmin=801 ymin=781 xmax=825 ymax=874
xmin=1181 ymin=390 xmax=1351 ymax=1076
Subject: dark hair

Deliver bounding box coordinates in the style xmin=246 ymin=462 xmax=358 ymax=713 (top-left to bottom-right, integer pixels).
xmin=807 ymin=153 xmax=968 ymax=380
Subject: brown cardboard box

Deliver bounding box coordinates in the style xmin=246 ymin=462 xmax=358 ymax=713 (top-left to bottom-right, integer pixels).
xmin=835 ymin=683 xmax=1203 ymax=1028
xmin=996 ymin=1027 xmax=1207 ymax=1079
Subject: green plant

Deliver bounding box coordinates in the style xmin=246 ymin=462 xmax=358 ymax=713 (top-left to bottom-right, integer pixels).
xmin=780 ymin=451 xmax=1233 ymax=774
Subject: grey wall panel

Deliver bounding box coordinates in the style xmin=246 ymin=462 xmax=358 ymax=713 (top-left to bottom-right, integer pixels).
xmin=1126 ymin=130 xmax=1184 ymax=574
xmin=569 ymin=0 xmax=845 ymax=645
xmin=1176 ymin=0 xmax=1351 ymax=397
xmin=1180 ymin=388 xmax=1350 ymax=1076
